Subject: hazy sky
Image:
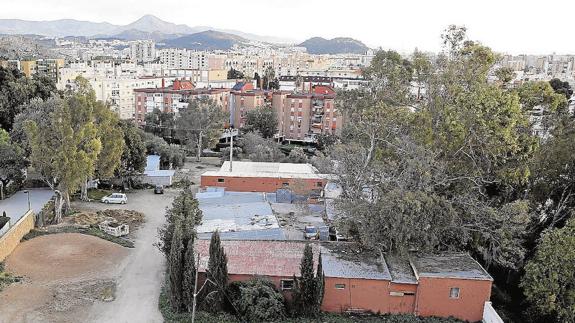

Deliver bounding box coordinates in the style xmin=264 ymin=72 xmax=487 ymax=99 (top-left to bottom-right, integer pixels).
xmin=0 ymin=0 xmax=573 ymax=54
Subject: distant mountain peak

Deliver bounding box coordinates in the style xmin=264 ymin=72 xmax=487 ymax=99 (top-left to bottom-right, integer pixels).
xmin=299 ymin=37 xmax=369 ymax=54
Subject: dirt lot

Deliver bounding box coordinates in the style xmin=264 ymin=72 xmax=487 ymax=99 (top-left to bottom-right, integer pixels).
xmin=0 ymin=233 xmax=129 ymax=323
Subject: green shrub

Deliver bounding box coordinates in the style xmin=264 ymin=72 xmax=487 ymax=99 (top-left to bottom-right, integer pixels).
xmin=228 ymin=278 xmax=286 ymax=322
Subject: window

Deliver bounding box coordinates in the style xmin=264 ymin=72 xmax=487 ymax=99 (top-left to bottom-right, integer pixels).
xmin=335 ymin=284 xmax=346 ymax=290
xmin=449 ymin=287 xmax=460 ymax=299
xmin=217 ymin=178 xmax=225 ymax=183
xmin=316 ymin=182 xmax=323 ymax=187
xmin=282 ymin=182 xmax=289 ymax=187
xmin=281 ymin=279 xmax=294 ymax=290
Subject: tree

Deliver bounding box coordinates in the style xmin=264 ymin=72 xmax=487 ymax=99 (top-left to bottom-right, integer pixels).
xmin=144 ymin=108 xmax=175 ymax=138
xmin=521 ymin=218 xmax=575 ymax=322
xmin=286 ymin=147 xmax=308 ymax=163
xmin=0 ymin=66 xmax=56 ymax=131
xmin=241 ymin=132 xmax=284 ymax=162
xmin=0 ymin=132 xmax=28 ymax=200
xmin=118 ymin=120 xmax=147 ymax=176
xmin=227 ymin=68 xmax=244 ymax=80
xmin=159 ymin=187 xmax=203 ymax=256
xmin=495 ymin=67 xmax=515 ymax=84
xmin=549 ymin=78 xmax=573 ymax=100
xmin=203 ymin=231 xmax=228 ymax=311
xmin=168 ymin=218 xmax=185 ymax=312
xmin=228 ymin=278 xmax=285 ymax=322
xmin=292 ymin=244 xmax=321 ymax=317
xmin=177 ymin=97 xmax=226 ymax=162
xmin=80 ymin=101 xmax=124 ymax=200
xmin=243 ymin=106 xmax=277 ymax=138
xmin=25 ymin=95 xmax=102 ymax=223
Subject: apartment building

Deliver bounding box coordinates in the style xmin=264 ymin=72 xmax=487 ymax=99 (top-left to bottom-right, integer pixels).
xmin=134 ymin=81 xmax=231 ymax=124
xmin=19 ymin=58 xmax=65 ymax=82
xmin=273 ymin=85 xmax=342 ymax=142
xmin=228 ymin=82 xmax=267 ymax=128
xmin=130 ymin=40 xmax=156 ymax=63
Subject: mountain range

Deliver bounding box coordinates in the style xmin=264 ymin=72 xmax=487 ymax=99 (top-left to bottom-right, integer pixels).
xmin=0 ymin=15 xmax=370 ymax=54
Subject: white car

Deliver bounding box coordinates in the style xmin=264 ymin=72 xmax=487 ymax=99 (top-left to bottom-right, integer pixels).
xmin=101 ymin=193 xmax=127 ymax=204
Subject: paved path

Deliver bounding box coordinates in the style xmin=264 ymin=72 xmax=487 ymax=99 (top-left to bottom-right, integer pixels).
xmin=0 ymin=189 xmax=53 ymax=223
xmin=82 ymin=189 xmax=178 ymax=323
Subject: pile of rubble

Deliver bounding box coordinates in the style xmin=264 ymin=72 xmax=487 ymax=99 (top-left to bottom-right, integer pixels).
xmin=70 ymin=210 xmax=144 ymax=228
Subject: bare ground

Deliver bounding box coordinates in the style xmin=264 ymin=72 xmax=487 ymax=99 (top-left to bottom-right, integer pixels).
xmin=0 ymin=233 xmax=129 ymax=323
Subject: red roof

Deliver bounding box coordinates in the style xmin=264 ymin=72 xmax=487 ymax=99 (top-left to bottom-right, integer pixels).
xmin=312 ymin=85 xmax=336 ymax=95
xmin=195 ymin=240 xmax=318 ymax=277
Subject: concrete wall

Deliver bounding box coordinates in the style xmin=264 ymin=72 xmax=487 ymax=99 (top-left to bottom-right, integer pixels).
xmin=416 ymin=277 xmax=492 ymax=322
xmin=0 ymin=210 xmax=34 ymax=262
xmin=201 ymin=175 xmax=327 ymax=193
xmin=322 ymin=278 xmax=416 ymax=315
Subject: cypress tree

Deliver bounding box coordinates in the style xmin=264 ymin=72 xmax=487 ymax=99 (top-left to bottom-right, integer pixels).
xmin=294 ymin=244 xmax=318 ymax=317
xmin=205 ymin=230 xmax=228 ymax=311
xmin=315 ymin=251 xmax=325 ymax=313
xmin=168 ymin=219 xmax=185 ymax=312
xmin=182 ymin=215 xmax=197 ymax=312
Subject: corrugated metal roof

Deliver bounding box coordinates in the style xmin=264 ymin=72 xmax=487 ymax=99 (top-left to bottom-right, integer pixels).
xmin=196 ymin=191 xmax=279 ymax=235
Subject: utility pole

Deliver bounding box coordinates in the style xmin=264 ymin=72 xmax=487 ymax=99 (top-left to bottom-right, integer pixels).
xmin=229 ymin=128 xmax=233 ymax=172
xmin=191 ymin=253 xmax=200 ymax=323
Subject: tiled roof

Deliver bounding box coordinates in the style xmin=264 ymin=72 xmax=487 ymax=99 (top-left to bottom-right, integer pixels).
xmin=195 ymin=240 xmax=318 ymax=277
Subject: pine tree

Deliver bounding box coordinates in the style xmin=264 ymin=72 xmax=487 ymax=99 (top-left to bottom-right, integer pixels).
xmin=205 ymin=230 xmax=228 ymax=311
xmin=168 ymin=220 xmax=185 ymax=312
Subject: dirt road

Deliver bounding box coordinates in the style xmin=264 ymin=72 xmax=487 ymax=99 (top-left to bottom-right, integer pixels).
xmin=81 ymin=189 xmax=178 ymax=323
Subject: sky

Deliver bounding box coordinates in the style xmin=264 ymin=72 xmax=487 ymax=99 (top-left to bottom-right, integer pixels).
xmin=0 ymin=0 xmax=573 ymax=55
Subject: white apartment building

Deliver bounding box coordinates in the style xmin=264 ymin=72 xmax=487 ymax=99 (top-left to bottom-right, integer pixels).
xmin=158 ymin=48 xmax=213 ymax=69
xmin=90 ymin=77 xmax=168 ymax=119
xmin=130 ymin=40 xmax=156 ymax=63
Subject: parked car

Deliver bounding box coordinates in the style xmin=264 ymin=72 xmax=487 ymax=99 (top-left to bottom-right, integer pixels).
xmin=101 ymin=193 xmax=127 ymax=204
xmin=304 ymin=225 xmax=320 ymax=240
xmin=154 ymin=185 xmax=164 ymax=194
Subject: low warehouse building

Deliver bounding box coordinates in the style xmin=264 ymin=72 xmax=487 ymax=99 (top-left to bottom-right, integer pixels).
xmin=140 ymin=155 xmax=175 ymax=186
xmin=194 ymin=240 xmax=493 ymax=322
xmin=200 ymin=161 xmax=329 ymax=194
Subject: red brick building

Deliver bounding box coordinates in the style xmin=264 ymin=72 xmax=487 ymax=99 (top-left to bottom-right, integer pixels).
xmin=195 ymin=240 xmax=493 ymax=322
xmin=201 ymin=161 xmax=329 ymax=194
xmin=272 ymin=88 xmax=342 ymax=142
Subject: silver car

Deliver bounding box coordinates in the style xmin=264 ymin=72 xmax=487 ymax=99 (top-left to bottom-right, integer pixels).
xmin=101 ymin=193 xmax=127 ymax=204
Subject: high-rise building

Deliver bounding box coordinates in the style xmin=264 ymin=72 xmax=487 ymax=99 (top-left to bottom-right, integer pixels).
xmin=130 ymin=40 xmax=156 ymax=63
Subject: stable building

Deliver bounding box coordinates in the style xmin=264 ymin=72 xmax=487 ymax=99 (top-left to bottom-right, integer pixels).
xmin=200 ymin=161 xmax=329 ymax=194
xmin=194 ymin=240 xmax=495 ymax=322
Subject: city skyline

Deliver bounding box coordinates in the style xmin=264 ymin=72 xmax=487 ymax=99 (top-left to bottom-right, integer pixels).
xmin=0 ymin=0 xmax=574 ymax=55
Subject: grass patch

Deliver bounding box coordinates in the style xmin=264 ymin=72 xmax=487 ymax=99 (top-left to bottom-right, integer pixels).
xmin=0 ymin=262 xmax=22 ymax=291
xmin=22 ymin=226 xmax=135 ymax=248
xmin=88 ymin=189 xmax=112 ymax=201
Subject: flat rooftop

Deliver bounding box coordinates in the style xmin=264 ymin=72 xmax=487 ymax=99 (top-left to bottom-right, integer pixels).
xmin=202 ymin=161 xmax=327 ymax=180
xmin=196 ymin=190 xmax=283 ymax=240
xmin=412 ymin=253 xmax=493 ymax=281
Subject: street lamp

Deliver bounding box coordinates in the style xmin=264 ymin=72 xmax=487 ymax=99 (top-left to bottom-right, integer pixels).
xmin=23 ymin=190 xmax=31 ymax=211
